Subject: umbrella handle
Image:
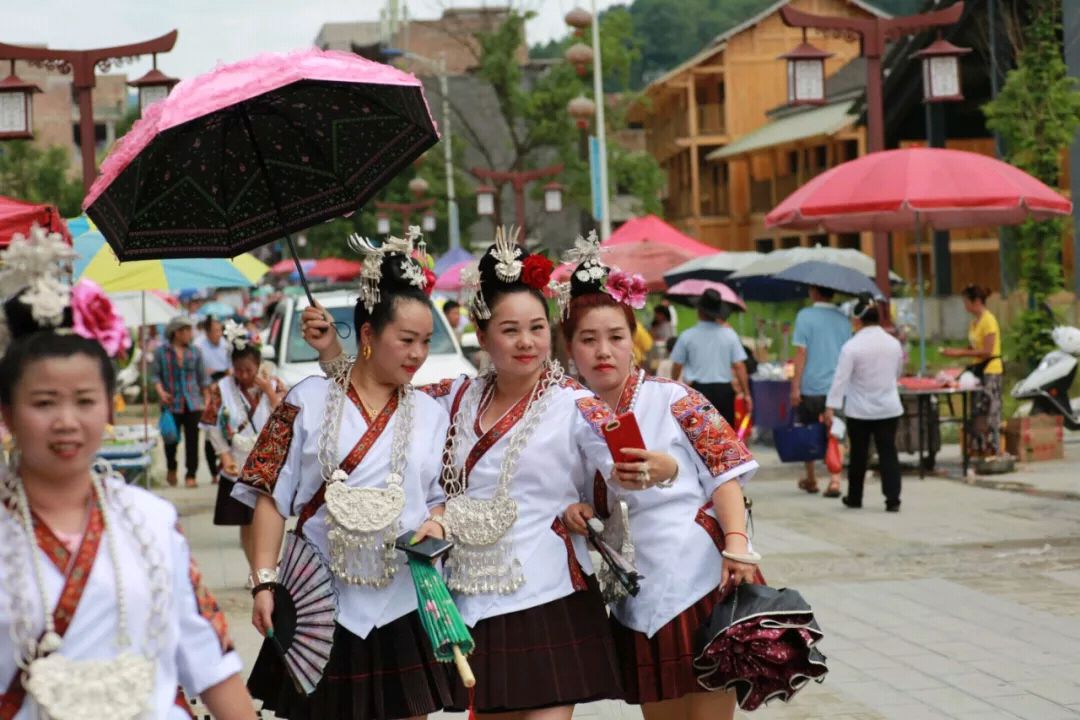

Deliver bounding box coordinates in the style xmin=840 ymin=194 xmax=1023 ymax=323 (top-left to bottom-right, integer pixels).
xmin=452 ymin=645 xmax=476 ymax=688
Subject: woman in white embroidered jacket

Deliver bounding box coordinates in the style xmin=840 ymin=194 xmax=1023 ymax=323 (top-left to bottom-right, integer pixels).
xmin=309 ymin=228 xmax=676 ymax=719
xmin=200 ymin=320 xmax=285 ymax=569
xmin=0 ymin=229 xmax=252 ymax=720
xmin=235 ymin=231 xmax=453 ymax=720
xmin=559 ymin=235 xmax=761 ymax=720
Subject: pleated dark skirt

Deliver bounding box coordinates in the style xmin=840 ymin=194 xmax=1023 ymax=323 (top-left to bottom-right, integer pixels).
xmin=612 ymin=575 xmax=765 ymax=705
xmin=213 ymin=477 xmax=254 ymax=526
xmin=248 ymin=614 xmax=452 ymax=720
xmin=446 ymin=576 xmax=624 ymax=713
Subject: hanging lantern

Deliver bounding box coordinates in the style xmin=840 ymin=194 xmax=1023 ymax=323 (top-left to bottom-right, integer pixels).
xmin=376 ymin=213 xmax=391 ymax=235
xmin=476 ymin=185 xmax=496 ymax=216
xmin=779 ymin=31 xmax=832 ymax=106
xmin=408 ymin=176 xmax=430 ymax=198
xmin=127 ymin=55 xmax=179 ymax=115
xmin=0 ymin=62 xmax=41 ymax=140
xmin=567 ymin=95 xmax=596 ymax=130
xmin=422 ymin=210 xmax=437 ymax=233
xmin=565 ymin=7 xmax=592 ymax=36
xmin=565 ymin=43 xmax=594 ymax=77
xmin=543 ymin=182 xmax=564 ymax=213
xmin=914 ymin=37 xmax=970 ymax=103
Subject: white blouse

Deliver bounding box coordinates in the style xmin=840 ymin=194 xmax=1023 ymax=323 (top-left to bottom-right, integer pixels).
xmin=419 ymin=373 xmax=615 ymax=627
xmin=199 ymin=374 xmax=285 ymax=479
xmin=234 ymin=376 xmax=448 ymax=639
xmin=593 ymin=374 xmax=758 ymax=637
xmin=0 ymin=475 xmax=242 ymax=720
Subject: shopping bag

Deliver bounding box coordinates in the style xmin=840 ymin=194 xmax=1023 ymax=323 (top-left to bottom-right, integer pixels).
xmin=773 ymin=416 xmax=827 ymax=463
xmin=159 ymin=409 xmax=179 ymax=444
xmin=825 ymin=435 xmax=843 ymax=474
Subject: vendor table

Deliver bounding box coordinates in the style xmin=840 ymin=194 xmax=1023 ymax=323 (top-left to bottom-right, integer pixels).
xmin=898 ymin=386 xmax=978 ymax=479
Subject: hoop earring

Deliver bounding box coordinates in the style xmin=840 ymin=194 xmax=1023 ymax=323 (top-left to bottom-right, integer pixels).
xmin=362 ymin=345 xmax=372 ymax=360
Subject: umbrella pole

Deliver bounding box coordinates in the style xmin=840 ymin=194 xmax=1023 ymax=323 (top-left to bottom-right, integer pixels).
xmin=285 ymin=234 xmax=316 ymax=306
xmin=916 ymin=220 xmax=927 ymax=377
xmin=236 ymin=107 xmax=317 ymax=307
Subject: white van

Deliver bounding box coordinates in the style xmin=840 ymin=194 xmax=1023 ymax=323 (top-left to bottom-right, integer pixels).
xmin=263 ymin=289 xmax=476 ymax=389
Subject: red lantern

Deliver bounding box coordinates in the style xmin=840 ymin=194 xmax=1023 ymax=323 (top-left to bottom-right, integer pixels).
xmin=567 ymin=95 xmax=596 ymax=130
xmin=565 ymin=7 xmax=592 ymax=37
xmin=565 ymin=43 xmax=594 ymax=77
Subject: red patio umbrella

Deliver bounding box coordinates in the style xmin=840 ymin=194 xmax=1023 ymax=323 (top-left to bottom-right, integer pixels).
xmin=603 ymin=214 xmax=718 ymax=256
xmin=766 ymin=147 xmax=1071 ymax=232
xmin=554 ymin=241 xmax=698 ymax=292
xmin=765 ymin=146 xmax=1072 ymax=375
xmin=0 ymin=196 xmax=71 ymax=246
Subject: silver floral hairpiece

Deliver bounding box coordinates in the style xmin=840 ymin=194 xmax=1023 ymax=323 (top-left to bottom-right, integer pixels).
xmin=223 ymin=318 xmax=250 ymax=351
xmin=0 ymin=225 xmax=79 ymax=355
xmin=459 ymin=262 xmax=490 ymax=320
xmin=492 ymin=226 xmax=523 ymax=283
xmin=563 ymin=230 xmax=603 ymax=267
xmin=348 ymin=231 xmax=427 ymax=313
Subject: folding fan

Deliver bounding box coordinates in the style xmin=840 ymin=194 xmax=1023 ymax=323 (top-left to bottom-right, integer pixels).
xmin=270 ymin=531 xmax=338 ymax=695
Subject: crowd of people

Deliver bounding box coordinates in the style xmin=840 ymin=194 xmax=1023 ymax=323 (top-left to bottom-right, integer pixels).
xmin=0 ymin=217 xmax=1006 ymax=720
xmin=0 ymin=227 xmax=763 ymax=720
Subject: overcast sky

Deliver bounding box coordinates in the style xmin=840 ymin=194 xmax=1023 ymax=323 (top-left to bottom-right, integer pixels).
xmin=5 ymin=0 xmax=624 ymax=82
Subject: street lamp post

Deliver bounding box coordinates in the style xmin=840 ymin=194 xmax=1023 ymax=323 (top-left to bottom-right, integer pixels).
xmin=383 ymin=48 xmax=461 ymax=251
xmin=375 ymin=177 xmax=437 ymax=235
xmin=565 ymin=4 xmax=611 ymax=241
xmin=0 ymin=31 xmax=179 ymax=195
xmin=779 ymin=3 xmax=964 ymax=298
xmin=470 ymin=165 xmax=564 ymax=244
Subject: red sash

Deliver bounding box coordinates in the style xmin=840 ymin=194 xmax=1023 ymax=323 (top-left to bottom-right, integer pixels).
xmin=0 ymin=505 xmax=105 ymax=719
xmin=295 ymin=391 xmax=401 ymax=536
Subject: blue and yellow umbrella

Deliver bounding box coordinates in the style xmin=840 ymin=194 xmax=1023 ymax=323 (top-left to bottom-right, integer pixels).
xmin=71 ymin=219 xmax=268 ymax=292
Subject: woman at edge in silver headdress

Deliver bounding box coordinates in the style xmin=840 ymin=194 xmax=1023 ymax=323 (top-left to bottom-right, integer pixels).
xmin=0 ymin=226 xmax=253 ymax=720
xmin=234 ymin=229 xmax=454 ymax=720
xmin=309 ymin=227 xmax=678 ymax=720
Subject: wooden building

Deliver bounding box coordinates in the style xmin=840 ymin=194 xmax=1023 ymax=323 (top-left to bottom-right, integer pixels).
xmin=628 ymin=0 xmax=886 ymax=247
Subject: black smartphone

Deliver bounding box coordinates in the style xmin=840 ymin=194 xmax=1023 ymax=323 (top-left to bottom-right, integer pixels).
xmin=395 ymin=530 xmax=453 ymax=561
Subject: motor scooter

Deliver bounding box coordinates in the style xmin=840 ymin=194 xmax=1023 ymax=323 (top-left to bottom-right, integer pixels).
xmin=1011 ymin=326 xmax=1080 ymax=430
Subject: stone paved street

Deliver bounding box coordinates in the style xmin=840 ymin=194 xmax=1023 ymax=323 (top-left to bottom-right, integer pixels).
xmin=168 ymin=442 xmax=1080 ymax=720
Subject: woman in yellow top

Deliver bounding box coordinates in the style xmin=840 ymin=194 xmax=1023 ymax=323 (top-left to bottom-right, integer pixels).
xmin=942 ymin=285 xmax=1003 ymax=455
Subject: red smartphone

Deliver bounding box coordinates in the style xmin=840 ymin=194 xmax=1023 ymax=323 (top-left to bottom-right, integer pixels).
xmin=602 ymin=412 xmax=647 ymax=465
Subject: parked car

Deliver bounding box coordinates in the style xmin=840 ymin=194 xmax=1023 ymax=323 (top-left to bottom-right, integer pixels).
xmin=263 ymin=289 xmax=476 ymax=388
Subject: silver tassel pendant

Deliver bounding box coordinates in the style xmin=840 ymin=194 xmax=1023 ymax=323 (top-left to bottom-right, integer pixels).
xmin=327 ymin=524 xmax=400 ymax=587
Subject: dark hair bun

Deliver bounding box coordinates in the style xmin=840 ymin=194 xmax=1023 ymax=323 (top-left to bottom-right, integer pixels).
xmin=3 ymin=290 xmax=73 ymax=341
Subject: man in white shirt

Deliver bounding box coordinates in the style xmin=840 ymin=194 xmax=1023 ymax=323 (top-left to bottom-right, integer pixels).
xmin=194 ymin=316 xmax=231 ymax=479
xmin=824 ymin=296 xmax=904 ymax=512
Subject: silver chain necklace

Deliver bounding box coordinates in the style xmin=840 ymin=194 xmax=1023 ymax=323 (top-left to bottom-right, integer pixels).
xmin=318 ymin=363 xmax=412 ymax=586
xmin=441 ymin=360 xmax=565 ymax=595
xmin=3 ymin=468 xmax=169 ymax=720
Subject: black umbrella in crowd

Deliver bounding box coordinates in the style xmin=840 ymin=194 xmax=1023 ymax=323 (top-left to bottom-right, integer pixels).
xmin=84 ymin=48 xmax=439 ymax=301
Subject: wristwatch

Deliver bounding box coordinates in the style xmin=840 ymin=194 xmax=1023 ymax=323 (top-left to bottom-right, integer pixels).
xmin=249 ymin=568 xmax=278 ymax=588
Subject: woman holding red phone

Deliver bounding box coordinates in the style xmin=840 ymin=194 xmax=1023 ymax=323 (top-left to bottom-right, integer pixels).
xmin=309 ymin=228 xmax=678 ymax=720
xmin=559 ymin=233 xmax=760 ymax=720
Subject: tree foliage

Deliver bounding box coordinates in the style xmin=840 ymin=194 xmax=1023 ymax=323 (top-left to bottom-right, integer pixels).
xmin=0 ymin=142 xmax=83 ymax=218
xmin=983 ymin=0 xmax=1080 ymax=364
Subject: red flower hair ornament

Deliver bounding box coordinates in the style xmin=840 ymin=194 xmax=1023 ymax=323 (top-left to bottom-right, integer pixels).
xmin=521 ymin=254 xmax=554 ymax=290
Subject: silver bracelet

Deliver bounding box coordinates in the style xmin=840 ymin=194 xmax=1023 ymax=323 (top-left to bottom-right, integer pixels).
xmin=653 ymin=461 xmax=678 ymax=489
xmin=721 ymin=549 xmax=762 ymax=565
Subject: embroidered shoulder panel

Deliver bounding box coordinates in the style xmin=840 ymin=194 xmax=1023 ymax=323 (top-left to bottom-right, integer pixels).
xmin=199 ymin=384 xmax=223 ymax=426
xmin=671 ymin=390 xmax=753 ymax=477
xmin=575 ymin=396 xmax=613 ymax=436
xmin=239 ymin=401 xmax=300 ymax=492
xmin=418 ymin=377 xmax=456 ymax=399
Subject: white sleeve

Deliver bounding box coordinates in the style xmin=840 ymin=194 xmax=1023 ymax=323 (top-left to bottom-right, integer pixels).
xmin=570 ymin=388 xmax=616 ymax=492
xmin=669 ymin=385 xmax=757 ymax=498
xmin=827 ymin=344 xmax=854 ymax=410
xmin=423 ymin=404 xmax=450 ymax=510
xmin=172 ymin=527 xmax=243 ymax=696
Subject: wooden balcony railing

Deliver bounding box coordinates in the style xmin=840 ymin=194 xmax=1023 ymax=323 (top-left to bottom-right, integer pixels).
xmin=696 ymin=103 xmax=726 ymax=136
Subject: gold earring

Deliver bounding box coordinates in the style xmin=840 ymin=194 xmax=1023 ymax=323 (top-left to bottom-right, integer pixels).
xmin=362 ymin=345 xmax=372 ymax=360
